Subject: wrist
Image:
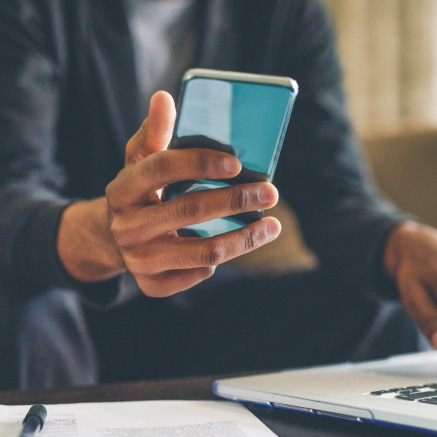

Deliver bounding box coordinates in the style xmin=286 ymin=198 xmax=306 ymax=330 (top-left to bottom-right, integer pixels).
xmin=57 ymin=197 xmax=126 ymax=282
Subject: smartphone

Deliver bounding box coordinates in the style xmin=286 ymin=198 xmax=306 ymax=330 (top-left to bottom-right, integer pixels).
xmin=162 ymin=68 xmax=298 ymax=237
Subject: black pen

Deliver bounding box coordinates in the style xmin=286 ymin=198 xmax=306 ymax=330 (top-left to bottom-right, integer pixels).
xmin=19 ymin=404 xmax=47 ymax=437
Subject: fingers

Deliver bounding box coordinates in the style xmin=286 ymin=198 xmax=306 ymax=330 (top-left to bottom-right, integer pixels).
xmin=125 ymin=91 xmax=176 ymax=164
xmin=122 ymin=217 xmax=281 ymax=277
xmin=135 ymin=267 xmax=217 ymax=298
xmin=110 ymin=182 xmax=278 ymax=244
xmin=385 ymin=222 xmax=437 ymax=349
xmin=108 ymin=89 xmax=283 ymax=298
xmin=400 ymin=282 xmax=437 ymax=349
xmin=398 ymin=270 xmax=437 ymax=348
xmin=107 ymin=148 xmax=242 ymax=208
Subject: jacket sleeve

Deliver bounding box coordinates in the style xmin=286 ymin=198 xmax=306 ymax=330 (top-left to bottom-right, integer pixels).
xmin=274 ymin=0 xmax=409 ymax=297
xmin=0 ymin=1 xmax=143 ymax=307
xmin=0 ymin=0 xmax=74 ymax=295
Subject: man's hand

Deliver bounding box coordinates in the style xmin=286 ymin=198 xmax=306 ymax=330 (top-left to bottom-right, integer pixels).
xmin=384 ymin=221 xmax=437 ymax=348
xmin=57 ymin=91 xmax=281 ymax=296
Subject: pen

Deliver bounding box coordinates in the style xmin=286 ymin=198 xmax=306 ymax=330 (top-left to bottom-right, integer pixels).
xmin=19 ymin=404 xmax=47 ymax=437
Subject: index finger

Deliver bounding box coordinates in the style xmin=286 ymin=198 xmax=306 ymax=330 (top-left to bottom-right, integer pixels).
xmin=118 ymin=148 xmax=242 ymax=206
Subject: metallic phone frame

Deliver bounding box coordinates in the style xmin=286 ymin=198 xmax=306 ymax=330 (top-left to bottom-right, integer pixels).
xmin=181 ymin=68 xmax=298 ymax=93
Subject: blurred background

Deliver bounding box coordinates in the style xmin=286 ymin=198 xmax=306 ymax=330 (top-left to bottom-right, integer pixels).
xmin=326 ymin=0 xmax=437 ymax=230
xmin=326 ymin=0 xmax=437 ymax=134
xmin=237 ymin=0 xmax=437 ymax=272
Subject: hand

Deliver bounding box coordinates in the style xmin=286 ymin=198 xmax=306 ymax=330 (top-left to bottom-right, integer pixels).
xmin=384 ymin=221 xmax=437 ymax=348
xmin=58 ymin=91 xmax=281 ymax=296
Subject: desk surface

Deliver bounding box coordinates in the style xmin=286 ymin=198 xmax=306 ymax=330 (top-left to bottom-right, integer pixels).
xmin=0 ymin=376 xmax=429 ymax=436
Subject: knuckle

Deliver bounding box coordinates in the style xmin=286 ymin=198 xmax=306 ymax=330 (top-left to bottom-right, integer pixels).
xmin=110 ymin=220 xmax=139 ymax=250
xmin=201 ymin=243 xmax=226 ymax=266
xmin=110 ymin=213 xmax=157 ymax=250
xmin=230 ymin=185 xmax=249 ymax=212
xmin=243 ymin=228 xmax=260 ymax=252
xmin=193 ymin=151 xmax=213 ymax=174
xmin=125 ymin=252 xmax=156 ymax=276
xmin=176 ymin=198 xmax=203 ymax=222
xmin=110 ymin=220 xmax=128 ymax=247
xmin=143 ymin=152 xmax=169 ymax=179
xmin=105 ymin=181 xmax=122 ymax=212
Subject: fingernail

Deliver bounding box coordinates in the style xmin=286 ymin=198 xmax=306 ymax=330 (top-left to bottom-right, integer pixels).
xmin=223 ymin=157 xmax=241 ymax=174
xmin=258 ymin=185 xmax=276 ymax=204
xmin=266 ymin=220 xmax=281 ymax=239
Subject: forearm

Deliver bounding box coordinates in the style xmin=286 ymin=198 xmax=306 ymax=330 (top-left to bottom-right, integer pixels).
xmin=297 ymin=194 xmax=408 ymax=294
xmin=274 ymin=0 xmax=411 ymax=294
xmin=57 ymin=197 xmax=126 ymax=283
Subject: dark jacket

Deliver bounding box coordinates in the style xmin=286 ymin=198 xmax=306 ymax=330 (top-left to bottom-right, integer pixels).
xmin=0 ymin=0 xmax=406 ymax=301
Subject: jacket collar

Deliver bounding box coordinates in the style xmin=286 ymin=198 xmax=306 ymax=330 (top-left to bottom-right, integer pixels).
xmin=85 ymin=0 xmax=139 ymax=158
xmin=84 ymin=0 xmax=241 ymax=158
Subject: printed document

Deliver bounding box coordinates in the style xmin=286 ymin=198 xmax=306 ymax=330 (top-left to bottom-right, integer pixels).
xmin=0 ymin=400 xmax=277 ymax=436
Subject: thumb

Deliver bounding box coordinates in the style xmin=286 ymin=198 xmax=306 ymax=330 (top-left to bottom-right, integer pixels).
xmin=125 ymin=91 xmax=176 ymax=164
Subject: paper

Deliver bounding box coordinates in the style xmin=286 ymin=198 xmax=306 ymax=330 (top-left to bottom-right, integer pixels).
xmin=0 ymin=400 xmax=277 ymax=436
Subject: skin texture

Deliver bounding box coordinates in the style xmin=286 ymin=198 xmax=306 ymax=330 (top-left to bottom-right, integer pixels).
xmin=384 ymin=221 xmax=437 ymax=349
xmin=57 ymin=91 xmax=281 ymax=297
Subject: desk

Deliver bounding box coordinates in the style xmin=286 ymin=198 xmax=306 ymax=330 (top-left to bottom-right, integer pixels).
xmin=0 ymin=376 xmax=428 ymax=436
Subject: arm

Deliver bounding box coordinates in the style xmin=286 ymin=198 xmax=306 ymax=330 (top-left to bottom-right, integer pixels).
xmin=275 ymin=0 xmax=437 ymax=348
xmin=274 ymin=0 xmax=409 ymax=293
xmin=0 ymin=2 xmax=280 ymax=299
xmin=0 ymin=0 xmax=73 ymax=293
xmin=384 ymin=222 xmax=437 ymax=348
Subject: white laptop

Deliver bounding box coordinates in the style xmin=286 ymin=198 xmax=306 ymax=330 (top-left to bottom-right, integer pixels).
xmin=213 ymin=351 xmax=437 ymax=434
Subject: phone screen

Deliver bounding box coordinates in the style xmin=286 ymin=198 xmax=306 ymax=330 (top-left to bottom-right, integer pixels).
xmin=163 ymin=72 xmax=297 ymax=237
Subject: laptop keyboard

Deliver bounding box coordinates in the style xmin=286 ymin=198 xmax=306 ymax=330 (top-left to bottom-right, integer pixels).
xmin=368 ymin=383 xmax=437 ymax=405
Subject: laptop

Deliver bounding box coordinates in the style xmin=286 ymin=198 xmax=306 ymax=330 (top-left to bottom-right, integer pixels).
xmin=212 ymin=351 xmax=437 ymax=434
